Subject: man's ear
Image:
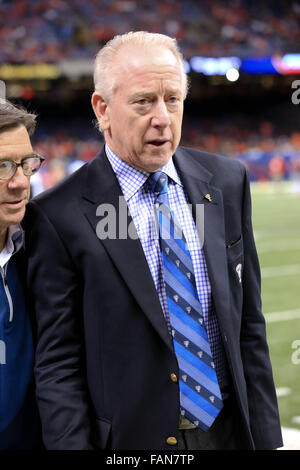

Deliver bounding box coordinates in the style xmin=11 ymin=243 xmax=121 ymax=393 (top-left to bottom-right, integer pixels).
xmin=91 ymin=92 xmax=110 ymax=131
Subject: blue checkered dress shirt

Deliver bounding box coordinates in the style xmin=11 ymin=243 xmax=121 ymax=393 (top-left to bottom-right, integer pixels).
xmin=105 ymin=144 xmax=228 ymax=390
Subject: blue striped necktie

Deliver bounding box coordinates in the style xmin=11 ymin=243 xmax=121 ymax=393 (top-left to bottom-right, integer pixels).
xmin=148 ymin=171 xmax=223 ymax=431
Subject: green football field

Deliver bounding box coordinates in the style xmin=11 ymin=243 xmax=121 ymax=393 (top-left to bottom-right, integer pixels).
xmin=250 ymin=181 xmax=300 ymax=435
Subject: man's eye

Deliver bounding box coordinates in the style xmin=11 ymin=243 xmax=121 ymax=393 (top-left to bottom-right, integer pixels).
xmin=137 ymin=99 xmax=148 ymax=105
xmin=168 ymin=96 xmax=178 ymax=103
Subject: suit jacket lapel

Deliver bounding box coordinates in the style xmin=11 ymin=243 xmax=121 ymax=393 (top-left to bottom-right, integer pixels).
xmin=82 ymin=147 xmax=173 ymax=350
xmin=173 ymin=148 xmax=231 ymax=331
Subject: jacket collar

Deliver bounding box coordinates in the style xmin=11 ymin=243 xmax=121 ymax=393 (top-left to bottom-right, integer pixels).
xmin=82 ymin=145 xmax=231 ymax=350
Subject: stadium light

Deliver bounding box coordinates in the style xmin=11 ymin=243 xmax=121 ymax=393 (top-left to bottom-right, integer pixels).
xmin=183 ymin=59 xmax=191 ymax=74
xmin=190 ymin=56 xmax=241 ymax=76
xmin=226 ymin=68 xmax=240 ymax=82
xmin=272 ymin=54 xmax=300 ymax=75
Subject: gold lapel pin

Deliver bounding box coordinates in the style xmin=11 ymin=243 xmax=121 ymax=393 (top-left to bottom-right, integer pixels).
xmin=204 ymin=193 xmax=212 ymax=202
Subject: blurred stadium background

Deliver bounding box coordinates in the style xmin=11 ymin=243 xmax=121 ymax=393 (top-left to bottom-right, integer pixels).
xmin=0 ymin=0 xmax=299 ymax=449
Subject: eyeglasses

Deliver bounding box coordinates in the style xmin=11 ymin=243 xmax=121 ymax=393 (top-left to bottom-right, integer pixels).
xmin=0 ymin=154 xmax=45 ymax=180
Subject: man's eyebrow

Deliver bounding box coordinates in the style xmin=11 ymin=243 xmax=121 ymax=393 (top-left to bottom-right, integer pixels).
xmin=129 ymin=91 xmax=154 ymax=100
xmin=129 ymin=89 xmax=182 ymax=100
xmin=0 ymin=152 xmax=36 ymax=161
xmin=21 ymin=152 xmax=37 ymax=158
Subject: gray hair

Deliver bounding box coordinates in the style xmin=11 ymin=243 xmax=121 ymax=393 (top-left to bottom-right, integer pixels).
xmin=0 ymin=99 xmax=37 ymax=135
xmin=93 ymin=31 xmax=189 ymax=103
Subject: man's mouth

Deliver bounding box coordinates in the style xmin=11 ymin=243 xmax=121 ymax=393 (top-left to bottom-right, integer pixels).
xmin=2 ymin=199 xmax=26 ymax=208
xmin=147 ymin=139 xmax=169 ymax=147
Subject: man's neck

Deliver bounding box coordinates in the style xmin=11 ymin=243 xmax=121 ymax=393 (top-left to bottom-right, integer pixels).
xmin=0 ymin=228 xmax=7 ymax=253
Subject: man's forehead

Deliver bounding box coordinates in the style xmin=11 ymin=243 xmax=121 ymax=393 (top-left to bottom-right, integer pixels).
xmin=114 ymin=45 xmax=183 ymax=93
xmin=116 ymin=44 xmax=181 ymax=75
xmin=0 ymin=125 xmax=33 ymax=157
xmin=0 ymin=125 xmax=30 ymax=141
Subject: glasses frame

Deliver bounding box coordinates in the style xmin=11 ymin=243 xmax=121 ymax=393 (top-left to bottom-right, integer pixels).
xmin=0 ymin=154 xmax=45 ymax=180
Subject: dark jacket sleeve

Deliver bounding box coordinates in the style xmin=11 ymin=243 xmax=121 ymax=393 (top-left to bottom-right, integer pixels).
xmin=239 ymin=166 xmax=283 ymax=449
xmin=25 ymin=200 xmax=93 ymax=450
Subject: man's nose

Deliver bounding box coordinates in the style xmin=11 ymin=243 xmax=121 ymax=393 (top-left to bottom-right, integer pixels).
xmin=151 ymin=100 xmax=171 ymax=128
xmin=7 ymin=166 xmax=30 ymax=191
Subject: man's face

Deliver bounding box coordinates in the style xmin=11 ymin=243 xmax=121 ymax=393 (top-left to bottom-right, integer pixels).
xmin=0 ymin=125 xmax=32 ymax=236
xmin=92 ymin=45 xmax=184 ymax=172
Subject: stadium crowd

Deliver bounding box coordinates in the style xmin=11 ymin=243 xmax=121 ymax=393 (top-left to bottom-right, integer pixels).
xmin=28 ymin=116 xmax=300 ymax=196
xmin=1 ymin=0 xmax=299 ymax=193
xmin=0 ymin=0 xmax=299 ymax=64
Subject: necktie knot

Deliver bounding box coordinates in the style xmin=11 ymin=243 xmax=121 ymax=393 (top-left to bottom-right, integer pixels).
xmin=147 ymin=171 xmax=168 ymax=199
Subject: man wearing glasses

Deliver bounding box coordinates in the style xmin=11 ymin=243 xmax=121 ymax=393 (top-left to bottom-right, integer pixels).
xmin=0 ymin=100 xmax=44 ymax=449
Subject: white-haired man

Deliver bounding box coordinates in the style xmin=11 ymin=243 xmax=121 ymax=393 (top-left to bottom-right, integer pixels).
xmin=0 ymin=100 xmax=44 ymax=448
xmin=25 ymin=31 xmax=282 ymax=450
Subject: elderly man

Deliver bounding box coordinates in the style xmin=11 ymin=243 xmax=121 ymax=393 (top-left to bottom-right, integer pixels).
xmin=0 ymin=100 xmax=44 ymax=449
xmin=25 ymin=32 xmax=282 ymax=450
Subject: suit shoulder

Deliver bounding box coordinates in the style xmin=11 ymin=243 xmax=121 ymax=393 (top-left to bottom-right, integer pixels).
xmin=31 ymin=160 xmax=88 ymax=207
xmin=178 ymin=145 xmax=246 ymax=175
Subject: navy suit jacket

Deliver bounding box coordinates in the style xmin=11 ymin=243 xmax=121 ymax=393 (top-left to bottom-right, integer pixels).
xmin=24 ymin=146 xmax=283 ymax=450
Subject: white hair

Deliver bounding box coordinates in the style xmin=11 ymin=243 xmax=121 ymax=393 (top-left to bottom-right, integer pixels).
xmin=93 ymin=31 xmax=189 ymax=103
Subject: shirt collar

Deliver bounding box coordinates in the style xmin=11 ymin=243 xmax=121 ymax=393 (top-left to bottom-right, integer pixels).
xmin=0 ymin=224 xmax=24 ymax=268
xmin=105 ymin=144 xmax=183 ymax=201
xmin=162 ymin=157 xmax=183 ymax=188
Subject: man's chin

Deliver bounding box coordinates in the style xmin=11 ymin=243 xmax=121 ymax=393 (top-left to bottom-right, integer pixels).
xmin=140 ymin=149 xmax=174 ymax=172
xmin=2 ymin=207 xmax=26 ymax=228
